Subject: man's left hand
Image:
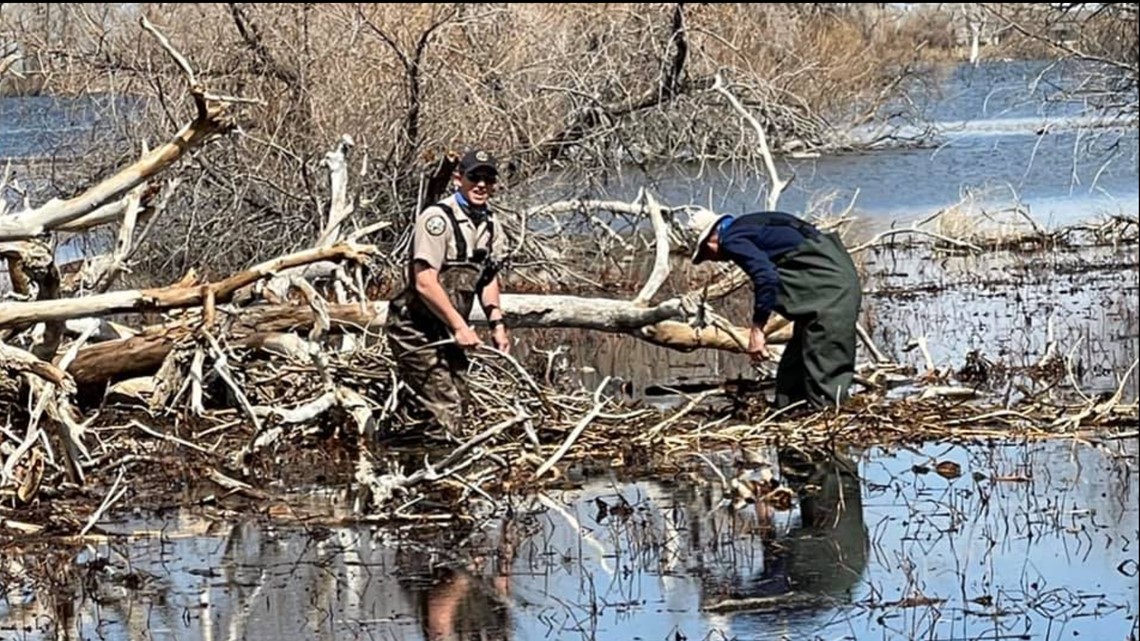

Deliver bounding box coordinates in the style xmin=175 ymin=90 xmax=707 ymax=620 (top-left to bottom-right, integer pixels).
xmin=492 ymin=325 xmax=510 ymax=354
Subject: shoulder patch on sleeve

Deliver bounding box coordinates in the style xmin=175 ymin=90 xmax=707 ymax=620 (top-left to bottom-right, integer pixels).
xmin=424 ymin=214 xmax=447 ymax=237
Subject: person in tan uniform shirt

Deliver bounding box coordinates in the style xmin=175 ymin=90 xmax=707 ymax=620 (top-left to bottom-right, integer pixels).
xmin=386 ymin=149 xmax=510 ymax=439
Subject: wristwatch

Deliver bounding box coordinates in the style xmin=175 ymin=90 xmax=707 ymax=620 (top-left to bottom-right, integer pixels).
xmin=489 ymin=319 xmax=505 ymax=330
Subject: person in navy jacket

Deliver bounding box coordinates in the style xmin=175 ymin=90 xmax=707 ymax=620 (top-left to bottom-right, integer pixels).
xmin=689 ymin=209 xmax=862 ymax=410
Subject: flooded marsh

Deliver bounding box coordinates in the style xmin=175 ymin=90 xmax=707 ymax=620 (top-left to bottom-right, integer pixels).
xmin=3 ymin=439 xmax=1136 ymax=641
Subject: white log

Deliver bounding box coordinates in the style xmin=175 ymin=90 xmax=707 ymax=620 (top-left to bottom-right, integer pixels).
xmin=64 ymin=318 xmax=135 ymax=342
xmin=0 ymin=242 xmax=373 ymax=327
xmin=0 ymin=53 xmax=22 ymax=78
xmin=1 ymin=17 xmax=232 ymax=242
xmin=0 ymin=342 xmax=76 ymax=393
xmin=632 ymin=190 xmax=672 ymax=305
xmin=496 ymin=293 xmax=688 ymax=330
xmin=712 ymin=72 xmax=788 ymax=211
xmin=56 ymin=196 xmax=139 ymax=232
xmin=315 ymin=135 xmax=355 ymax=247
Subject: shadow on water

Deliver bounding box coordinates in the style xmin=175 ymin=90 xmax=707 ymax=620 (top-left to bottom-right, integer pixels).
xmin=3 ymin=439 xmax=1136 ymax=641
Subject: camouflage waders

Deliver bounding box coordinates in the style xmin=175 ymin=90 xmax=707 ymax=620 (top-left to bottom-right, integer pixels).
xmin=386 ymin=258 xmax=486 ymax=435
xmin=771 ymin=231 xmax=862 ymax=409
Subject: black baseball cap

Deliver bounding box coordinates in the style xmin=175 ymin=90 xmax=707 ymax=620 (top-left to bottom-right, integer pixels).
xmin=458 ymin=148 xmax=498 ymax=176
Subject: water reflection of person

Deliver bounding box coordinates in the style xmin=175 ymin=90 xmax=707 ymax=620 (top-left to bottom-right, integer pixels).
xmin=414 ymin=518 xmax=517 ymax=641
xmin=701 ymin=451 xmax=869 ymax=607
xmin=775 ymin=452 xmax=868 ymax=597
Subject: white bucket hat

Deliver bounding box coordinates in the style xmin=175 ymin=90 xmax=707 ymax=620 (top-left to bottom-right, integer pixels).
xmin=688 ymin=208 xmax=731 ymax=264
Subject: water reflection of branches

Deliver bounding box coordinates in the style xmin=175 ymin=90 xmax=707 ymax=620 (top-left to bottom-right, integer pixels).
xmin=3 ymin=434 xmax=1137 ymax=641
xmin=860 ymin=440 xmax=1137 ymax=640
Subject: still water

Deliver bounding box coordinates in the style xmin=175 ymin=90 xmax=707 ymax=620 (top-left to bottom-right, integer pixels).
xmin=2 ymin=439 xmax=1136 ymax=640
xmin=531 ymin=61 xmax=1138 ymax=229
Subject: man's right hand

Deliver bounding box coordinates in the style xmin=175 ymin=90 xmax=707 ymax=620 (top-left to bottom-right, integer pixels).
xmin=453 ymin=325 xmax=482 ymax=349
xmin=748 ymin=325 xmax=771 ymax=361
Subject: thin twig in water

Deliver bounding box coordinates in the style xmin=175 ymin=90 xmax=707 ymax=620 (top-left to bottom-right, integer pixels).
xmin=80 ymin=467 xmax=127 ymax=537
xmin=130 ymin=419 xmax=213 ymax=455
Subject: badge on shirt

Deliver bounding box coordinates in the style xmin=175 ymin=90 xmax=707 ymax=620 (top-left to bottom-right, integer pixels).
xmin=425 ymin=214 xmax=447 ymax=237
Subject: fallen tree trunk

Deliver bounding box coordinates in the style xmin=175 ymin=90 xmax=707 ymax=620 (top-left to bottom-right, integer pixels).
xmin=0 ymin=18 xmax=240 ymax=243
xmin=1 ymin=342 xmax=77 ymax=392
xmin=0 ymin=102 xmax=229 ymax=242
xmin=67 ymin=294 xmax=791 ymax=387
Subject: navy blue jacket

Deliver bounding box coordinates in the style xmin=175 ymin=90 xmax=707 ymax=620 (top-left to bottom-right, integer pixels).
xmin=718 ymin=212 xmax=818 ymax=326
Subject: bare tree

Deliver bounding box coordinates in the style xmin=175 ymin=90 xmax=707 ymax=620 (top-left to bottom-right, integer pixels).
xmin=981 ymin=3 xmax=1139 ymax=122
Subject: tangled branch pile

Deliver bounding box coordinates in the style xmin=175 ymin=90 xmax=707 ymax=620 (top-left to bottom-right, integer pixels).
xmin=2 ymin=11 xmax=1137 ymax=540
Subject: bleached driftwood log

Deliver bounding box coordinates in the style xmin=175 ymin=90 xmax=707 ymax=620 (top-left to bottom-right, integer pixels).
xmin=0 ymin=242 xmax=373 ymax=328
xmin=712 ymin=71 xmax=789 ymax=211
xmin=0 ymin=97 xmax=231 ymax=241
xmin=0 ymin=342 xmax=76 ymax=392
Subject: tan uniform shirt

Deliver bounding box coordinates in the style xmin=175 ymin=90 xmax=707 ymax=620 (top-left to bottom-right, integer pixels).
xmin=412 ymin=194 xmax=502 ymax=269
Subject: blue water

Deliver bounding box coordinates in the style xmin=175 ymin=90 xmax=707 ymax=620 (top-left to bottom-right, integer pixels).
xmin=524 ymin=61 xmax=1138 ymax=230
xmin=0 ymin=94 xmax=126 ymax=160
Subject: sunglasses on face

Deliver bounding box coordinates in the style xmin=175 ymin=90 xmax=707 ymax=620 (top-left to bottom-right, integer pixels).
xmin=465 ymin=172 xmax=497 ymax=185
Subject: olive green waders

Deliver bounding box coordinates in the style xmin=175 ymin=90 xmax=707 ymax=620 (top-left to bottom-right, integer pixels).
xmin=386 ymin=263 xmax=484 ymax=434
xmin=771 ymin=231 xmax=862 ymax=409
